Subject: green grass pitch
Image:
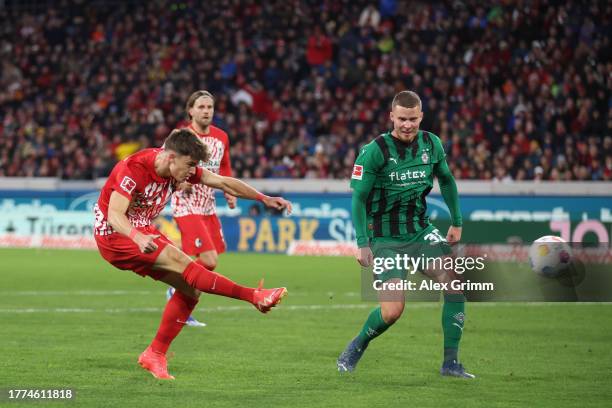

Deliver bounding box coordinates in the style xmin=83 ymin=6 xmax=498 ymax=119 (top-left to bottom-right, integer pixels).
xmin=0 ymin=248 xmax=611 ymax=407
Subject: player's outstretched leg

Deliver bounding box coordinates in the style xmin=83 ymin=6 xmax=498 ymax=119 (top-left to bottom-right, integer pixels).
xmin=440 ymin=293 xmax=475 ymax=378
xmin=166 ymin=287 xmax=206 ymax=327
xmin=337 ymin=306 xmax=394 ymax=372
xmin=155 ymin=246 xmax=288 ymax=313
xmin=181 ymin=261 xmax=287 ymax=313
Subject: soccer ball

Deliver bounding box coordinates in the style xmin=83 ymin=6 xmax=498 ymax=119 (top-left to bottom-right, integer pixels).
xmin=528 ymin=236 xmax=573 ymax=278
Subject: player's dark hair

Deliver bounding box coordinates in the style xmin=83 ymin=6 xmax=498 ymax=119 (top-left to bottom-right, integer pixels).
xmin=392 ymin=90 xmax=422 ymax=110
xmin=186 ymin=90 xmax=215 ymax=119
xmin=163 ymin=129 xmax=210 ymax=162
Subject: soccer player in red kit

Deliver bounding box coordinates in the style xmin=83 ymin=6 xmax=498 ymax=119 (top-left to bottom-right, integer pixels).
xmin=172 ymin=90 xmax=235 ymax=270
xmin=94 ymin=129 xmax=291 ymax=380
xmin=166 ymin=91 xmax=235 ymax=326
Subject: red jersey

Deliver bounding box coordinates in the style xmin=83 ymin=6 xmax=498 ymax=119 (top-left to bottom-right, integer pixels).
xmin=94 ymin=148 xmax=203 ymax=236
xmin=172 ymin=124 xmax=232 ymax=217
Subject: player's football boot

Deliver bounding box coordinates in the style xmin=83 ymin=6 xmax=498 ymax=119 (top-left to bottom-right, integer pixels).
xmin=138 ymin=346 xmax=175 ymax=380
xmin=440 ymin=360 xmax=476 ymax=379
xmin=337 ymin=336 xmax=368 ymax=373
xmin=166 ymin=287 xmax=206 ymax=327
xmin=252 ymin=280 xmax=288 ymax=313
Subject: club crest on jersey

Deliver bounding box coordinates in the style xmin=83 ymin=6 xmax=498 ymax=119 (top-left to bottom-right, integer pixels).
xmin=120 ymin=176 xmax=137 ymax=194
xmin=421 ymin=151 xmax=429 ymax=164
xmin=352 ymin=164 xmax=363 ymax=180
xmin=195 ymin=238 xmax=202 ymax=248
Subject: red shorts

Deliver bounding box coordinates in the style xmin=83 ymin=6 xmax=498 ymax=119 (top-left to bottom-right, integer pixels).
xmin=175 ymin=214 xmax=226 ymax=256
xmin=94 ymin=225 xmax=172 ymax=280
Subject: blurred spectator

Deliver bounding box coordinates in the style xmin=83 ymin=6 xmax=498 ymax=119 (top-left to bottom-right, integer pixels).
xmin=0 ymin=0 xmax=609 ymax=181
xmin=359 ymin=5 xmax=381 ymax=30
xmin=306 ymin=26 xmax=333 ymax=67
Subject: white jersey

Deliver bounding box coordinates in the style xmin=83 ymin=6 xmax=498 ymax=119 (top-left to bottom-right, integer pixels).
xmin=172 ymin=125 xmax=232 ymax=217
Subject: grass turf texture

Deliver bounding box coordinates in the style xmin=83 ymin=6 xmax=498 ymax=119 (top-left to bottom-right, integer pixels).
xmin=0 ymin=248 xmax=611 ymax=408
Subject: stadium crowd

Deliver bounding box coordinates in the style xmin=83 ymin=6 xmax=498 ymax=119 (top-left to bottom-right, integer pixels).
xmin=0 ymin=0 xmax=610 ymax=180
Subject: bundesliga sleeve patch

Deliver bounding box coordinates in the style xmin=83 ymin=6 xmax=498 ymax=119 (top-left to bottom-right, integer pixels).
xmin=351 ymin=164 xmax=363 ymax=180
xmin=119 ymin=176 xmax=137 ymax=194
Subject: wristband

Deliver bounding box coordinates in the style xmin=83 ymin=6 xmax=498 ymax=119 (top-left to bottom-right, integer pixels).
xmin=129 ymin=228 xmax=139 ymax=240
xmin=255 ymin=192 xmax=267 ymax=202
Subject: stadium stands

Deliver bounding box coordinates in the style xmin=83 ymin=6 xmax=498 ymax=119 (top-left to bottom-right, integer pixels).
xmin=0 ymin=0 xmax=609 ymax=180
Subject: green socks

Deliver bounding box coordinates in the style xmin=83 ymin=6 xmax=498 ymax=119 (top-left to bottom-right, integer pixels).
xmin=356 ymin=306 xmax=391 ymax=348
xmin=442 ymin=293 xmax=466 ymax=363
xmin=353 ymin=294 xmax=466 ymax=363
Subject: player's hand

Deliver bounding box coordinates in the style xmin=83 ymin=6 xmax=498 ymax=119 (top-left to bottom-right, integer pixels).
xmin=224 ymin=192 xmax=237 ymax=209
xmin=178 ymin=182 xmax=193 ymax=195
xmin=262 ymin=196 xmax=293 ymax=215
xmin=446 ymin=226 xmax=462 ymax=244
xmin=133 ymin=233 xmax=160 ymax=253
xmin=357 ymin=246 xmax=374 ymax=267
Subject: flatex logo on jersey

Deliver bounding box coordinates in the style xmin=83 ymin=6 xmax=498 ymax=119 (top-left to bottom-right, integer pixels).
xmin=388 ymin=169 xmax=427 ymax=182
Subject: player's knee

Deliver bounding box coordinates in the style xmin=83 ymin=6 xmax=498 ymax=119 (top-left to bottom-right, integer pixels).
xmin=198 ymin=252 xmax=218 ymax=270
xmin=167 ymin=246 xmax=192 ymax=269
xmin=381 ymin=303 xmax=404 ymax=324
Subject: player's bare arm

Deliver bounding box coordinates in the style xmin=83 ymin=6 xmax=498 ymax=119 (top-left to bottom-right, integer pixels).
xmin=199 ymin=168 xmax=292 ymax=213
xmin=107 ymin=191 xmax=159 ymax=253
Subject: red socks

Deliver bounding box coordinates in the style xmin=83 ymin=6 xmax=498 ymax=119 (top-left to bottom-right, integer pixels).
xmin=182 ymin=261 xmax=255 ymax=303
xmin=150 ymin=263 xmax=256 ymax=355
xmin=150 ymin=291 xmax=198 ymax=354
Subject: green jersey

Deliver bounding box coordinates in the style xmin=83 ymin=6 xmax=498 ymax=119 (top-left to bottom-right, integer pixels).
xmin=350 ymin=130 xmax=462 ymax=247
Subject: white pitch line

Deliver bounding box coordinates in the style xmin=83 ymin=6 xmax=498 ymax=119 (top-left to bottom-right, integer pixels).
xmin=0 ymin=304 xmax=374 ymax=314
xmin=0 ymin=302 xmax=609 ymax=314
xmin=0 ymin=290 xmax=156 ymax=296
